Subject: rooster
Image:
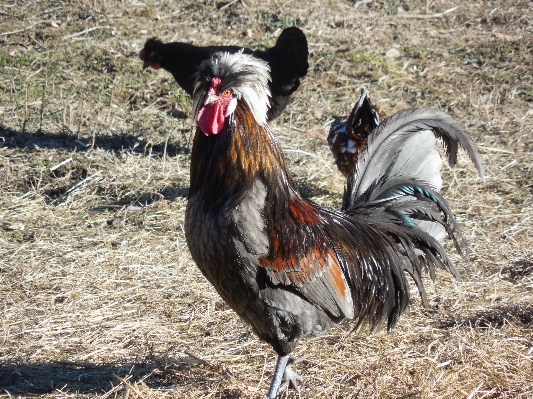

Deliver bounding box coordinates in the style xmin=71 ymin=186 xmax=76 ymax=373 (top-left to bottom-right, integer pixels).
xmin=184 ymin=51 xmax=485 ymax=398
xmin=140 ymin=27 xmax=308 ymax=121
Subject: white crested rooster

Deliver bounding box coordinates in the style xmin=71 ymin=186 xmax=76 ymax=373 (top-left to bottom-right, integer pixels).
xmin=184 ymin=51 xmax=484 ymax=398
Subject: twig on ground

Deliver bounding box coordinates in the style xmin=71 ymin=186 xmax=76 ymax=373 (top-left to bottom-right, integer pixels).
xmin=478 ymin=146 xmax=515 ymax=155
xmin=218 ymin=0 xmax=239 ymax=11
xmin=25 ymin=67 xmax=43 ymax=82
xmin=106 ymin=89 xmax=114 ymax=125
xmin=50 ymin=157 xmax=73 ymax=172
xmin=162 ymin=132 xmax=170 ymax=172
xmin=403 ymin=6 xmax=460 ymax=19
xmin=28 ymin=34 xmax=50 ymax=50
xmin=74 ymin=139 xmax=89 ymax=147
xmin=22 ymin=84 xmax=28 ymax=134
xmin=52 ymin=171 xmax=102 ymax=205
xmin=88 ymin=121 xmax=97 ymax=152
xmin=63 ymin=26 xmax=109 ymax=39
xmin=0 ymin=20 xmax=47 ymax=36
xmin=77 ymin=93 xmax=85 ymax=138
xmin=38 ymin=77 xmax=46 ymax=133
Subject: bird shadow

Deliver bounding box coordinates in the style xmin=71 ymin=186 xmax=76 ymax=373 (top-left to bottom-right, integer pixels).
xmin=0 ymin=125 xmax=191 ymax=157
xmin=0 ymin=356 xmax=237 ymax=396
xmin=433 ymin=304 xmax=533 ymax=329
xmin=89 ymin=185 xmax=189 ymax=213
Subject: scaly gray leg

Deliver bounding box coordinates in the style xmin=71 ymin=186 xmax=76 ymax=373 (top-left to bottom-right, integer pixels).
xmin=267 ymin=355 xmax=306 ymax=397
xmin=266 ymin=354 xmax=289 ymax=398
xmin=278 ymin=361 xmax=303 ymax=393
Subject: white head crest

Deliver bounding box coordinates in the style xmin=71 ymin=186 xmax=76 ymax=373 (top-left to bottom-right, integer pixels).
xmin=193 ymin=50 xmax=271 ymax=128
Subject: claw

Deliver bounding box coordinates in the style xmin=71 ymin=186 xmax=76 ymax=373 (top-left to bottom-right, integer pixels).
xmin=267 ymin=355 xmax=306 ymax=398
xmin=278 ymin=363 xmax=303 ymax=393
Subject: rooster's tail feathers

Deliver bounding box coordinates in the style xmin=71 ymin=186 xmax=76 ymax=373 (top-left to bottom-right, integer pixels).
xmin=343 ymin=108 xmax=483 ymax=313
xmin=346 ymin=108 xmax=485 ymax=209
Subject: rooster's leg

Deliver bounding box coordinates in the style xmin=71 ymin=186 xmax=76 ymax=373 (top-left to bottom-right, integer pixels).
xmin=278 ymin=361 xmax=303 ymax=393
xmin=267 ymin=354 xmax=289 ymax=398
xmin=267 ymin=355 xmax=304 ymax=398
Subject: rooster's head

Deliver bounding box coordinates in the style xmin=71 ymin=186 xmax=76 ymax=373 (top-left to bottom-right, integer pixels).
xmin=192 ymin=51 xmax=271 ymax=136
xmin=140 ymin=38 xmax=163 ymax=70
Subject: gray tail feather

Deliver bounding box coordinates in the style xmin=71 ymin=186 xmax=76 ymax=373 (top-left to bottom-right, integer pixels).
xmin=343 ymin=108 xmax=484 ymax=311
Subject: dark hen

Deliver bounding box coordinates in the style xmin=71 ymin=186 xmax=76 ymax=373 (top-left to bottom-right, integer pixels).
xmin=184 ymin=51 xmax=484 ymax=397
xmin=140 ymin=27 xmax=308 ymax=120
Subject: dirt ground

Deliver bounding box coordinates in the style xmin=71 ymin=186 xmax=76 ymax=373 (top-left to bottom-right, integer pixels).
xmin=1 ymin=0 xmax=532 ymax=398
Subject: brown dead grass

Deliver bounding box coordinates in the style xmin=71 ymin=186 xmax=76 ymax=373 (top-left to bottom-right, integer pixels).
xmin=1 ymin=0 xmax=532 ymax=398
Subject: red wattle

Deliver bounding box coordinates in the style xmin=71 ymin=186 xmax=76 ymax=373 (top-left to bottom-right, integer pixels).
xmin=151 ymin=62 xmax=161 ymax=70
xmin=198 ymin=102 xmax=225 ymax=136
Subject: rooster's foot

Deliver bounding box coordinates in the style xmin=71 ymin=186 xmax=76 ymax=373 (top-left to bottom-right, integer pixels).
xmin=267 ymin=355 xmax=306 ymax=398
xmin=278 ymin=361 xmax=303 ymax=392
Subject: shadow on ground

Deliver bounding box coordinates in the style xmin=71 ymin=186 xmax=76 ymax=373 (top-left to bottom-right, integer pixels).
xmin=434 ymin=304 xmax=533 ymax=329
xmin=90 ymin=186 xmax=189 ymax=212
xmin=0 ymin=126 xmax=191 ymax=156
xmin=0 ymin=356 xmax=234 ymax=395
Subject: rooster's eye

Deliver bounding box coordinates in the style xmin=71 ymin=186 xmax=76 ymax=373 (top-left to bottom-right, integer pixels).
xmin=222 ymin=89 xmax=232 ymax=97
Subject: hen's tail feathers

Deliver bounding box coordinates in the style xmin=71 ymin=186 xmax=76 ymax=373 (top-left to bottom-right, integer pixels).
xmin=346 ymin=87 xmax=381 ymax=139
xmin=328 ymin=87 xmax=381 ymax=177
xmin=344 ymin=108 xmax=484 ymax=312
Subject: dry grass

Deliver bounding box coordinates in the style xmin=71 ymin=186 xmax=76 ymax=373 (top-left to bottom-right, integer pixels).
xmin=1 ymin=0 xmax=532 ymax=398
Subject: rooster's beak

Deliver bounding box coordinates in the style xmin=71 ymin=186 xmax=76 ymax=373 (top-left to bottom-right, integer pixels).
xmin=142 ymin=60 xmax=151 ymax=69
xmin=204 ymin=94 xmax=218 ymax=105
